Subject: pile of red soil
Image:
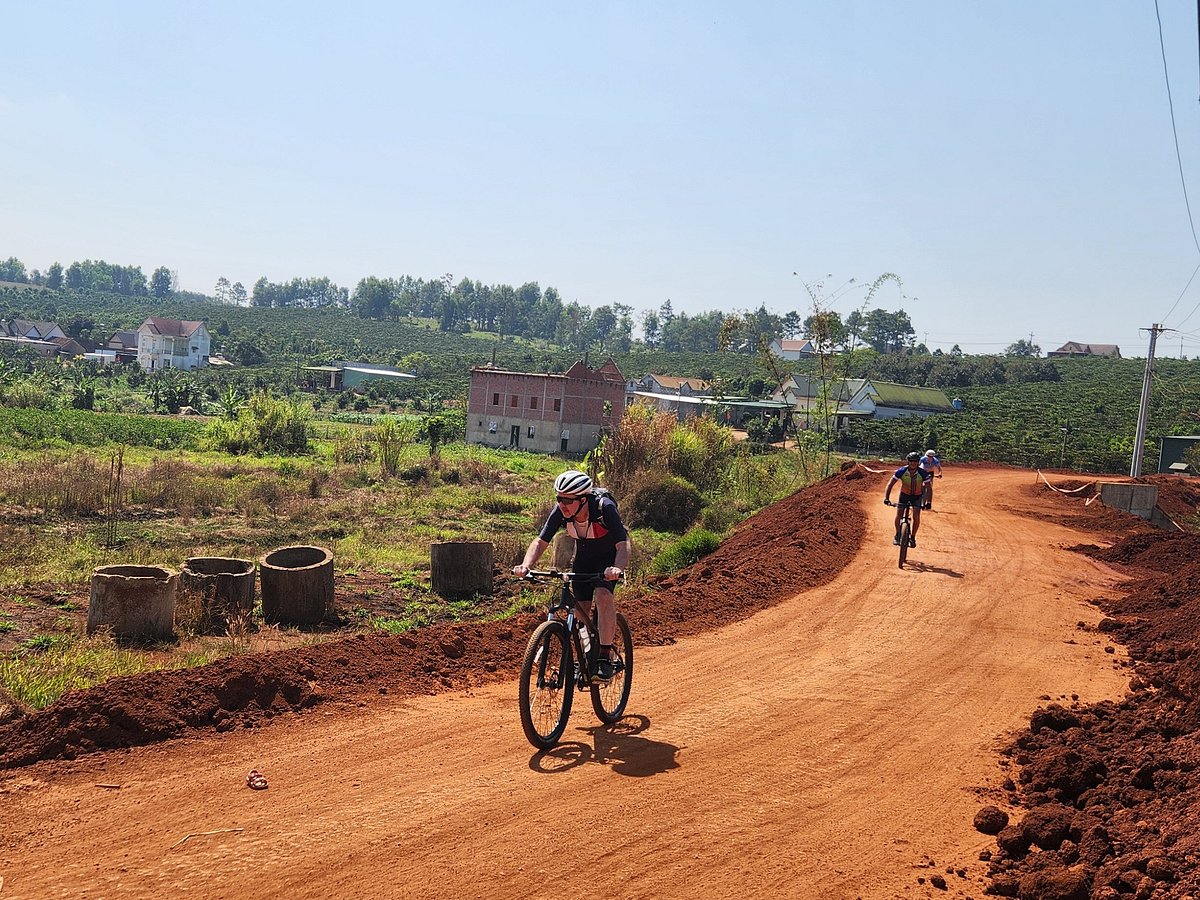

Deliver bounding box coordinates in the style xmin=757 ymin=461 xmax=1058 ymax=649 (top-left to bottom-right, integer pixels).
xmin=982 ymin=477 xmax=1200 ymax=899
xmin=0 ymin=464 xmax=870 ymax=769
xmin=1139 ymin=473 xmax=1200 ymax=528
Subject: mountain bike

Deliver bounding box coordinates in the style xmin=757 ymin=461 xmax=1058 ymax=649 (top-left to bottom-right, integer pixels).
xmin=921 ymin=473 xmax=942 ymax=510
xmin=884 ymin=499 xmax=915 ymax=568
xmin=518 ymin=570 xmax=633 ymax=750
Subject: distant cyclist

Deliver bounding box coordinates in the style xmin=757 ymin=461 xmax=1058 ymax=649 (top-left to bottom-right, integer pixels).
xmin=513 ymin=470 xmax=631 ymax=680
xmin=883 ymin=452 xmax=927 ymax=547
xmin=919 ymin=449 xmax=943 ymax=510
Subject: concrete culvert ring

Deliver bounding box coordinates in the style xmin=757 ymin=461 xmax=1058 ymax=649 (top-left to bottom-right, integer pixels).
xmin=259 ymin=545 xmax=335 ymax=627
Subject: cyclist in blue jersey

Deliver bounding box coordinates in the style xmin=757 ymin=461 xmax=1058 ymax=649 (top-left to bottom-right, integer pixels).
xmin=883 ymin=452 xmax=927 ymax=547
xmin=513 ymin=470 xmax=631 ymax=680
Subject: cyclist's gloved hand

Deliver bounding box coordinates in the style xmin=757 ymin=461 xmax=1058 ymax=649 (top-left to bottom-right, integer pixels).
xmin=883 ymin=499 xmax=893 ymax=506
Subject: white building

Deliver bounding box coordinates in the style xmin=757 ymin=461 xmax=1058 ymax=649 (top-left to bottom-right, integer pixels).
xmin=137 ymin=317 xmax=211 ymax=371
xmin=768 ymin=338 xmax=816 ymax=360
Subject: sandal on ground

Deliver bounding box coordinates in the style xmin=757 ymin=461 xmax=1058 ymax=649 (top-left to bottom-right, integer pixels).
xmin=246 ymin=769 xmax=269 ymax=790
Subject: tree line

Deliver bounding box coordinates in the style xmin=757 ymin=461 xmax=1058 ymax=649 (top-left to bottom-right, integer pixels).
xmin=5 ymin=253 xmax=1061 ymax=361
xmin=4 ymin=253 xmax=936 ymax=356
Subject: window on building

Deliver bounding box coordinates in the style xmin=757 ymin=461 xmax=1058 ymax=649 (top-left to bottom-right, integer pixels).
xmin=492 ymin=393 xmax=500 ymax=406
xmin=553 ymin=398 xmax=561 ymax=412
xmin=530 ymin=397 xmax=538 ymax=410
xmin=528 ymin=426 xmax=535 ymax=438
xmin=510 ymin=395 xmax=518 ymax=407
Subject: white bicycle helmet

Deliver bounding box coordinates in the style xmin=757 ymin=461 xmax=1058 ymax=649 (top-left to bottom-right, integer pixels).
xmin=553 ymin=469 xmax=593 ymax=497
xmin=925 ymin=450 xmax=936 ymax=458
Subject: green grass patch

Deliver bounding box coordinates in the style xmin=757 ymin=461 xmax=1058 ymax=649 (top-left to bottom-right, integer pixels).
xmin=649 ymin=529 xmax=723 ymax=575
xmin=0 ymin=632 xmax=231 ymax=710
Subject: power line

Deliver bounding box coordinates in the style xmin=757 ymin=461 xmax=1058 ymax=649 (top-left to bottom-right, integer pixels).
xmin=1159 ymin=260 xmax=1200 ymax=327
xmin=1154 ymin=0 xmax=1200 ymax=328
xmin=1155 ymin=0 xmax=1200 ymax=257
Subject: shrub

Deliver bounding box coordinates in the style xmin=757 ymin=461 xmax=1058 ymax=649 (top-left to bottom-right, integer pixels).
xmin=400 ymin=462 xmax=430 ymax=483
xmin=204 ymin=390 xmax=312 ymax=455
xmin=374 ymin=416 xmax=418 ymax=478
xmin=699 ymin=502 xmax=745 ymax=534
xmin=649 ymin=528 xmax=721 ymax=575
xmin=333 ymin=430 xmax=374 ymax=465
xmin=4 ymin=380 xmax=55 ymax=410
xmin=626 ymin=473 xmax=703 ymax=533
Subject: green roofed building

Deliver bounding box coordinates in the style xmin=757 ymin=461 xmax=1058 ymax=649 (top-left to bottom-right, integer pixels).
xmin=854 ymin=380 xmax=955 ymax=419
xmin=772 ymin=375 xmax=955 ymax=427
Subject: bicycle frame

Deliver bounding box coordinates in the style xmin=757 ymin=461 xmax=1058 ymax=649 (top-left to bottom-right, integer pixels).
xmin=897 ymin=503 xmax=913 ymax=567
xmin=532 ymin=571 xmax=607 ymax=689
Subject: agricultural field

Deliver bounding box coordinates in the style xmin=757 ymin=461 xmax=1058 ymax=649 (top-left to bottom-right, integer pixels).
xmin=6 ymin=283 xmax=1200 ymax=715
xmin=0 ymin=403 xmax=812 ymax=711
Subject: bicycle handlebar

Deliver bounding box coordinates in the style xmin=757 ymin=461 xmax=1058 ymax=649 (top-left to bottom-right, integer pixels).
xmin=521 ymin=569 xmax=616 ymax=584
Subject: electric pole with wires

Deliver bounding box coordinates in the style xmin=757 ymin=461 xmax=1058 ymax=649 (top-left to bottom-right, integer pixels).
xmin=1131 ymin=324 xmax=1170 ymax=477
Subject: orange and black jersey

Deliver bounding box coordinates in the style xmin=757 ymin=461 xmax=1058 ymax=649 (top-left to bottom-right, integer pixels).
xmin=892 ymin=466 xmax=928 ymax=497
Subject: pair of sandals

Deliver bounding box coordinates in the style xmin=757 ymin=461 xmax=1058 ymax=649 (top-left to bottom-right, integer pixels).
xmin=246 ymin=769 xmax=269 ymax=790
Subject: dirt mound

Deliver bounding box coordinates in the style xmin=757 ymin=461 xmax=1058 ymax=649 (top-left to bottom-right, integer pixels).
xmin=984 ymin=490 xmax=1200 ymax=897
xmin=0 ymin=465 xmax=874 ymax=769
xmin=1140 ymin=473 xmax=1200 ymax=527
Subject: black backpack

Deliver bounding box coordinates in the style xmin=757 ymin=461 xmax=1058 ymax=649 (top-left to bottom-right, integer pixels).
xmin=590 ymin=486 xmax=618 ymax=514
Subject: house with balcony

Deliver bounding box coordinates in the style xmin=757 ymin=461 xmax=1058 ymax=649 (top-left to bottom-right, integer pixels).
xmin=467 ymin=358 xmax=626 ymax=454
xmin=136 ymin=317 xmax=211 ymax=371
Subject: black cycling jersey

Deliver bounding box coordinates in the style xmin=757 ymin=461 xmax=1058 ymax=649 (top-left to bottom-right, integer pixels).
xmin=537 ymin=492 xmax=628 ymax=573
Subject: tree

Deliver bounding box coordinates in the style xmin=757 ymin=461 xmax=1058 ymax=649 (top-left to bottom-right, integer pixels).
xmin=1004 ymin=338 xmax=1041 ymax=357
xmin=151 ymin=267 xmax=173 ymax=298
xmin=640 ymin=310 xmax=661 ymax=348
xmin=214 ymin=277 xmax=231 ymax=303
xmin=46 ymin=262 xmax=63 ymax=289
xmin=592 ymin=305 xmax=617 ymax=348
xmin=0 ymin=257 xmax=28 ymax=282
xmin=861 ymin=308 xmax=916 ymax=354
xmin=215 ymin=384 xmax=246 ymax=420
xmin=782 ymin=310 xmax=803 ymax=339
xmin=803 ymin=310 xmax=848 ymax=352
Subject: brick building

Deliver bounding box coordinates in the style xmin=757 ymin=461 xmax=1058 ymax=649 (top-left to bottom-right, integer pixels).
xmin=466 ymin=358 xmax=626 ymax=454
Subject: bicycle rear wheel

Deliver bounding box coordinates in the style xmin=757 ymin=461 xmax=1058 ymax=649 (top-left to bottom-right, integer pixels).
xmin=898 ymin=518 xmax=911 ymax=568
xmin=519 ymin=620 xmax=574 ymax=749
xmin=590 ymin=613 xmax=633 ymax=724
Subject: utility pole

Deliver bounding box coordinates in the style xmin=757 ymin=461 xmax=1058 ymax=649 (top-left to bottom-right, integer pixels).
xmin=1131 ymin=324 xmax=1166 ymax=477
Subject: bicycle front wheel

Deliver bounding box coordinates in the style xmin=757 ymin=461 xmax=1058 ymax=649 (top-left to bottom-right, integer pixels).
xmin=519 ymin=620 xmax=574 ymax=749
xmin=590 ymin=613 xmax=633 ymax=724
xmin=899 ymin=519 xmax=911 ymax=568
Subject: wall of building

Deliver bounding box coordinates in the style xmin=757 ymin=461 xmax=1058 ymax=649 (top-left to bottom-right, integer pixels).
xmin=466 ymin=365 xmax=625 ymax=455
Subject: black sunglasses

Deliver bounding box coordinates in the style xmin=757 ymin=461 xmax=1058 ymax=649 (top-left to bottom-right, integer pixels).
xmin=556 ymin=495 xmax=582 ymax=503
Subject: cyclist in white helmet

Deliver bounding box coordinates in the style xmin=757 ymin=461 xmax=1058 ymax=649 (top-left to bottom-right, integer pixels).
xmin=919 ymin=449 xmax=943 ymax=510
xmin=513 ymin=469 xmax=631 ymax=680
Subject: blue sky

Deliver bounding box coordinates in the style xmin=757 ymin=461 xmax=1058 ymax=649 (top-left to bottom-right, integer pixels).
xmin=3 ymin=2 xmax=1200 ymax=356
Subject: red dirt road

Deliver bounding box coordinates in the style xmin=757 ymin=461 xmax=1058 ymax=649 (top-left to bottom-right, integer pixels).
xmin=0 ymin=468 xmax=1132 ymax=899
